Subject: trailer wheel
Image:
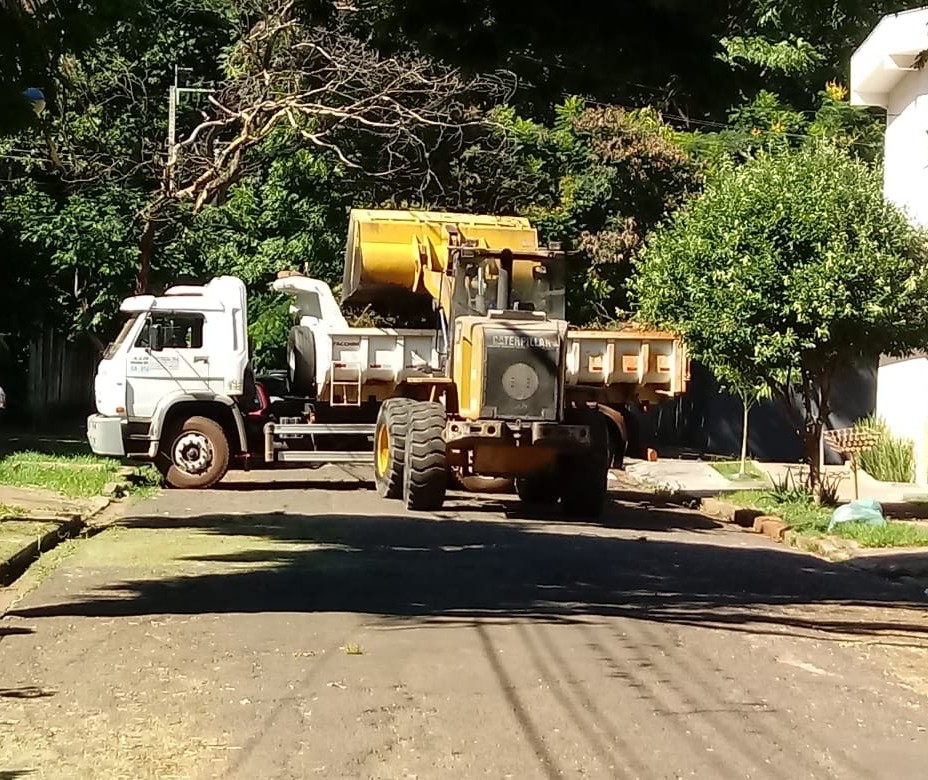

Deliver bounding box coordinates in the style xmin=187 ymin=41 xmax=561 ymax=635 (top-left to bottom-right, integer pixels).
xmin=515 ymin=473 xmax=560 ymax=505
xmin=161 ymin=416 xmax=230 ymax=489
xmin=560 ymin=407 xmax=610 ymax=519
xmin=403 ymin=401 xmax=448 ymax=511
xmin=374 ymin=398 xmax=415 ymax=499
xmin=287 ymin=326 xmax=316 ymax=398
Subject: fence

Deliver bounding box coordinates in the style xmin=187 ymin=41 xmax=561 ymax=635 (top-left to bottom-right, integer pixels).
xmin=27 ymin=328 xmax=98 ymax=423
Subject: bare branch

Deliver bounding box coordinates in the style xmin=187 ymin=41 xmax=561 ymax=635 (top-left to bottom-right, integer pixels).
xmin=165 ymin=0 xmax=510 ymax=211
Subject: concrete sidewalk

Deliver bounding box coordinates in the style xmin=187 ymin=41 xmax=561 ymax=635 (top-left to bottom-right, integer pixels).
xmin=625 ymin=458 xmax=767 ymax=497
xmin=0 ymin=485 xmax=114 ymax=589
xmin=626 ymin=457 xmax=928 ymax=506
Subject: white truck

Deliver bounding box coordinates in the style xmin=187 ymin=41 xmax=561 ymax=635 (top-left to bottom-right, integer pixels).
xmin=88 ymin=210 xmax=688 ymax=515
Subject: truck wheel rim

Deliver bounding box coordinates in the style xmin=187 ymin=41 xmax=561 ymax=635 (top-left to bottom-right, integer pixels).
xmin=376 ymin=425 xmax=390 ymax=475
xmin=173 ymin=432 xmax=213 ymax=475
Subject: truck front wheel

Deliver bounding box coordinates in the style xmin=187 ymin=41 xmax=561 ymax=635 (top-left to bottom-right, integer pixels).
xmin=403 ymin=401 xmax=447 ymax=511
xmin=160 ymin=416 xmax=230 ymax=489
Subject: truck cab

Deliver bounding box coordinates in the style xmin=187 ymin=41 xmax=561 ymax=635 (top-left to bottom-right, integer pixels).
xmin=88 ymin=277 xmax=253 ymax=486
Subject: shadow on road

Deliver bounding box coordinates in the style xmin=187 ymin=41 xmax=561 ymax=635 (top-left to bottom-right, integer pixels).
xmin=214 ymin=478 xmax=376 ymax=492
xmin=0 ymin=627 xmax=34 ymax=638
xmin=0 ymin=687 xmax=55 ymax=700
xmin=8 ymin=491 xmax=926 ymax=647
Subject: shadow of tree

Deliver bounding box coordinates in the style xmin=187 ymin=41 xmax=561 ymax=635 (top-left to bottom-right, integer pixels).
xmin=9 ymin=495 xmax=925 ymax=648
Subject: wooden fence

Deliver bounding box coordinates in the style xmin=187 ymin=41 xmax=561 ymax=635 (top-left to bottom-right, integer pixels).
xmin=27 ymin=328 xmax=98 ymax=422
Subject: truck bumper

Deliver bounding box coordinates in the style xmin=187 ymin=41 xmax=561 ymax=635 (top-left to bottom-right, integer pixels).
xmin=87 ymin=414 xmax=126 ymax=457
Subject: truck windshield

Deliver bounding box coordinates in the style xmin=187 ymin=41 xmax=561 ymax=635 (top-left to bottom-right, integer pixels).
xmin=454 ymin=259 xmax=566 ymax=319
xmin=101 ymin=316 xmax=138 ymax=360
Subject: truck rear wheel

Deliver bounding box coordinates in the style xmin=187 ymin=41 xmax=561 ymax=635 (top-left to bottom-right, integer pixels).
xmin=161 ymin=416 xmax=230 ymax=489
xmin=560 ymin=407 xmax=610 ymax=518
xmin=403 ymin=401 xmax=447 ymax=511
xmin=374 ymin=398 xmax=415 ymax=499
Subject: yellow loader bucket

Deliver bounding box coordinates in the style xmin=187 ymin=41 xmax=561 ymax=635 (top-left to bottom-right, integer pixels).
xmin=341 ymin=209 xmax=541 ymax=305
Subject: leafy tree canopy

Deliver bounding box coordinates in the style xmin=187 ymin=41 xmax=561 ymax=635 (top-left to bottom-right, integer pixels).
xmin=632 ymin=143 xmax=928 ymax=491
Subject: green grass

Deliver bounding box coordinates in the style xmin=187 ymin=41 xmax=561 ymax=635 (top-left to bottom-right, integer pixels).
xmin=724 ymin=489 xmax=928 ymax=547
xmin=831 ymin=522 xmax=928 ymax=548
xmin=0 ymin=451 xmax=160 ymax=499
xmin=856 ymin=415 xmax=915 ymax=483
xmin=710 ymin=461 xmax=768 ymax=482
xmin=727 ymin=490 xmax=831 ymax=533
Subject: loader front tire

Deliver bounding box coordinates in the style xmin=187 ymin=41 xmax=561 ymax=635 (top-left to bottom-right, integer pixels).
xmin=374 ymin=398 xmax=416 ymax=499
xmin=403 ymin=401 xmax=448 ymax=511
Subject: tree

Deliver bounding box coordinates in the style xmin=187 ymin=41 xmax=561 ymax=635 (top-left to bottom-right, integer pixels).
xmin=439 ymin=99 xmax=702 ymax=324
xmin=632 ymin=143 xmax=928 ymax=500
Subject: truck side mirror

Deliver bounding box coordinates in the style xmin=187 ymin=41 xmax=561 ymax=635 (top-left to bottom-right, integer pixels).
xmin=149 ymin=323 xmax=164 ymax=352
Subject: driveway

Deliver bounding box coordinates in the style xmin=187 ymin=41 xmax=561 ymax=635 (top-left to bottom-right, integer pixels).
xmin=1 ymin=470 xmax=927 ymax=778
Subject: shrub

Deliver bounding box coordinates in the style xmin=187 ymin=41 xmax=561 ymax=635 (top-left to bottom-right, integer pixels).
xmin=856 ymin=416 xmax=915 ymax=484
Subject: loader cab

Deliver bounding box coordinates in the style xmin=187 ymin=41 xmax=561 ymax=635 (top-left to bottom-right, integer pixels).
xmin=451 ymin=254 xmax=567 ymax=322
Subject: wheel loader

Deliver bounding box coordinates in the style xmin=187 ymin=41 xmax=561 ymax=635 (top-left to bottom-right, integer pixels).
xmin=87 ymin=209 xmax=687 ymax=517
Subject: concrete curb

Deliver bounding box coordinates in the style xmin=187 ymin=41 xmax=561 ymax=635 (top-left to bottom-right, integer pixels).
xmin=0 ymin=514 xmax=84 ymax=586
xmin=0 ymin=496 xmax=116 ymax=588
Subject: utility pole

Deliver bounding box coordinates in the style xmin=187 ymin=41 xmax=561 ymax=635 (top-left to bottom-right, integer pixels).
xmin=165 ymin=65 xmax=212 ymax=194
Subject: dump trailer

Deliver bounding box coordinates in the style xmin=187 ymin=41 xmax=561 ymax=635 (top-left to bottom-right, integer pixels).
xmin=86 ymin=210 xmax=687 ymax=517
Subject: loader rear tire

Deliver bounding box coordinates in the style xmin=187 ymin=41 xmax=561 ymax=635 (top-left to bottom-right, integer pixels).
xmin=560 ymin=407 xmax=610 ymax=519
xmin=374 ymin=398 xmax=416 ymax=499
xmin=403 ymin=401 xmax=448 ymax=511
xmin=515 ymin=473 xmax=560 ymax=505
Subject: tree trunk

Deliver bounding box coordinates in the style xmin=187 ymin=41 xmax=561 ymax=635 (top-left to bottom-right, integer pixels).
xmin=137 ymin=215 xmax=155 ymax=295
xmin=799 ymin=364 xmax=832 ymax=505
xmin=739 ymin=399 xmax=750 ymax=477
xmin=803 ymin=416 xmax=823 ymax=503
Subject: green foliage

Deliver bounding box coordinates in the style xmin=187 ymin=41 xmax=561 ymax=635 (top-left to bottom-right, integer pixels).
xmin=831 ymin=521 xmax=928 ymax=548
xmin=720 ymin=35 xmax=823 ymax=74
xmin=0 ymin=0 xmax=916 ymax=412
xmin=726 ymin=488 xmax=928 ymax=546
xmin=856 ymin=416 xmax=916 ymax=483
xmin=452 ymin=100 xmax=701 ymax=324
xmin=727 ymin=489 xmax=832 ymax=532
xmin=633 ymin=143 xmax=928 ymax=491
xmin=709 ymin=461 xmax=767 ymax=482
xmin=683 ymin=86 xmax=883 ymax=170
xmin=634 ymin=144 xmax=928 ymax=390
xmin=0 ymin=450 xmax=156 ymax=498
xmin=247 ymin=293 xmax=292 ymax=374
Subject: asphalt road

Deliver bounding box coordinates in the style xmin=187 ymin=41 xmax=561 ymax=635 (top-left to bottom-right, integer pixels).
xmin=2 ymin=469 xmax=928 ymax=779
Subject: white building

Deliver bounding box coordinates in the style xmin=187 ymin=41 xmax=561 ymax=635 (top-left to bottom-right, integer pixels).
xmin=852 ymin=7 xmax=928 ymax=486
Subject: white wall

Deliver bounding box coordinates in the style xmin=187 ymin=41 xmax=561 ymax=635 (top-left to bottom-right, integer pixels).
xmin=885 ymin=68 xmax=928 ymax=228
xmin=876 ymin=358 xmax=928 ymax=485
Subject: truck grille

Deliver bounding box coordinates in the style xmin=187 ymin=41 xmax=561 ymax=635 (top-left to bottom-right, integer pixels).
xmin=481 ymin=328 xmax=560 ymax=420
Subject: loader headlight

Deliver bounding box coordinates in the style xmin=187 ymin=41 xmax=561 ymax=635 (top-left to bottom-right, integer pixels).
xmin=501 ymin=362 xmax=539 ymax=401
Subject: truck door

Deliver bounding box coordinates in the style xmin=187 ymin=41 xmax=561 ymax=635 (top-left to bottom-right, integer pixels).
xmin=126 ymin=312 xmax=220 ymax=418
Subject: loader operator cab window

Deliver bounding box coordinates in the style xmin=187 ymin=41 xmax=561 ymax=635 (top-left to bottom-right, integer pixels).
xmin=135 ymin=313 xmax=204 ymax=350
xmin=454 ymin=258 xmax=566 ymax=320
